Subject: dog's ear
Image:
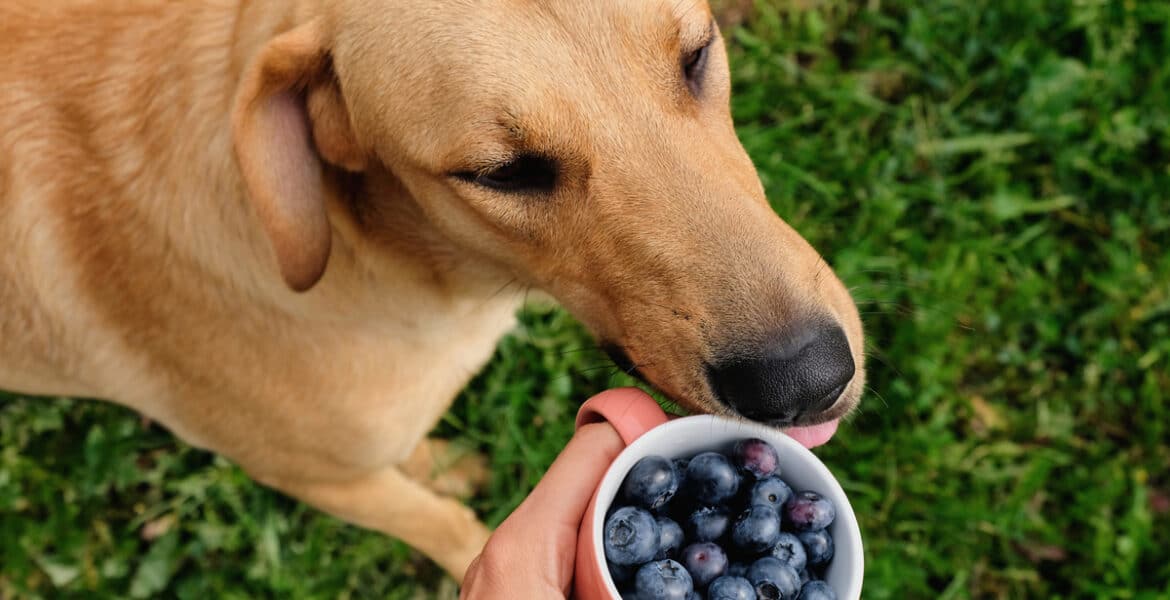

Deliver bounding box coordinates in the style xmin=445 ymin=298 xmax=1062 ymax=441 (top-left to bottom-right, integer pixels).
xmin=232 ymin=18 xmax=365 ymax=292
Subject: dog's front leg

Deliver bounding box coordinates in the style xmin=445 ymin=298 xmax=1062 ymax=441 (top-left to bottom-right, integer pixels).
xmin=261 ymin=466 xmax=491 ymax=582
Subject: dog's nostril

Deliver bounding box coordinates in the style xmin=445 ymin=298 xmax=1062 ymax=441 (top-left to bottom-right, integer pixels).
xmin=814 ymin=382 xmax=849 ymax=413
xmin=707 ymin=321 xmax=854 ymax=424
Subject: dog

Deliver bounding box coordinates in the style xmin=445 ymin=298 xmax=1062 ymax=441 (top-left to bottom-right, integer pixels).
xmin=0 ymin=0 xmax=865 ymax=582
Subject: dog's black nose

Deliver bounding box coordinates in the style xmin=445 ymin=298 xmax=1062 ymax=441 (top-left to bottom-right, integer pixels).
xmin=707 ymin=322 xmax=855 ymax=424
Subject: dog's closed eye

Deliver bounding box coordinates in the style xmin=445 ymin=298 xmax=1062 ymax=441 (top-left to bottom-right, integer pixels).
xmin=682 ymin=23 xmax=716 ymax=96
xmin=683 ymin=42 xmax=710 ymax=91
xmin=453 ymin=154 xmax=558 ymax=194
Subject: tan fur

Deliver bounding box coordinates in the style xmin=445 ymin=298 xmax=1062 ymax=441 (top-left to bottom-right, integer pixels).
xmin=0 ymin=0 xmax=865 ymax=581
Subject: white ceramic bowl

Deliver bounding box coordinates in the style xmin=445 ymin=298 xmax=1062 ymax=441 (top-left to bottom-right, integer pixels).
xmin=574 ymin=390 xmax=863 ymax=599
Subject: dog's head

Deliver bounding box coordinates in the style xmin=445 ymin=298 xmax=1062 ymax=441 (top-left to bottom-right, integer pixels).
xmin=233 ymin=0 xmax=864 ymax=431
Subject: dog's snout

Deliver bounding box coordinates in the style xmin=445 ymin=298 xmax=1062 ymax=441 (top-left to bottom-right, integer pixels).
xmin=707 ymin=321 xmax=855 ymax=424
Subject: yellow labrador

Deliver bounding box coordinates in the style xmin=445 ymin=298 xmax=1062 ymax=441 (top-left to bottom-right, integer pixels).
xmin=0 ymin=0 xmax=865 ymax=581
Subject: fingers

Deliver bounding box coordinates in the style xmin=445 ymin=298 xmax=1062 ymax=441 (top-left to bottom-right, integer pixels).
xmin=461 ymin=423 xmax=624 ymax=599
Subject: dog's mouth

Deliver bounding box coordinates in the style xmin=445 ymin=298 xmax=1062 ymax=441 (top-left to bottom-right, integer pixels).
xmin=601 ymin=343 xmax=650 ymax=386
xmin=600 ymin=342 xmax=846 ymax=448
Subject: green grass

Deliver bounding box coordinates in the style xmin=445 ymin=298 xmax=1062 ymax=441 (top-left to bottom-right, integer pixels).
xmin=3 ymin=0 xmax=1169 ymax=597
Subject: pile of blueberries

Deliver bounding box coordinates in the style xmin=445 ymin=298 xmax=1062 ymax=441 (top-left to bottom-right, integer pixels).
xmin=603 ymin=438 xmax=838 ymax=600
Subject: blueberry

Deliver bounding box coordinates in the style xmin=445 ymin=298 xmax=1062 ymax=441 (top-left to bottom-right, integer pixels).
xmin=623 ymin=456 xmax=681 ymax=510
xmin=749 ymin=477 xmax=794 ymax=513
xmin=621 ymin=590 xmax=640 ymax=600
xmin=754 ymin=582 xmax=782 ymax=600
xmin=727 ymin=562 xmax=749 ymax=578
xmin=798 ymin=569 xmax=811 ymax=585
xmin=797 ymin=529 xmax=834 ymax=568
xmin=747 ymin=557 xmax=801 ymax=600
xmin=686 ymin=452 xmax=740 ymax=505
xmin=733 ymin=438 xmax=780 ymax=479
xmin=635 ymin=559 xmax=695 ymax=600
xmin=784 ymin=492 xmax=835 ymax=532
xmin=708 ymin=575 xmax=757 ymax=600
xmin=610 ymin=562 xmax=637 ymax=586
xmin=768 ymin=533 xmax=807 ymax=572
xmin=686 ymin=506 xmax=731 ymax=543
xmin=605 ymin=506 xmax=661 ymax=566
xmin=681 ymin=542 xmax=729 ymax=588
xmin=657 ymin=516 xmax=686 ymax=559
xmin=797 ymin=581 xmax=836 ymax=600
xmin=732 ymin=504 xmax=783 ymax=553
xmin=687 ymin=592 xmax=703 ymax=600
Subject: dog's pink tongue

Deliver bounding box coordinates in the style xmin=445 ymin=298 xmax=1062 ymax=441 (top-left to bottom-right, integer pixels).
xmin=783 ymin=419 xmax=840 ymax=449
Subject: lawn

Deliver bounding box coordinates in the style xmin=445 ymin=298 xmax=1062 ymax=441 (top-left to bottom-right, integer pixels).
xmin=2 ymin=0 xmax=1169 ymax=598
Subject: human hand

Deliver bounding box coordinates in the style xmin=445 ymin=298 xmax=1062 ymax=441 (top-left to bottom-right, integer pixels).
xmin=460 ymin=422 xmax=624 ymax=599
xmin=459 ymin=403 xmax=838 ymax=599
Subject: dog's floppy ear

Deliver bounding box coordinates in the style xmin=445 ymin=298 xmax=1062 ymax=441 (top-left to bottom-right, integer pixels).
xmin=232 ymin=18 xmax=365 ymax=292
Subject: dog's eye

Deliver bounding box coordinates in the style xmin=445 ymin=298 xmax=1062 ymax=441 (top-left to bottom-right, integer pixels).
xmin=682 ymin=38 xmax=713 ymax=94
xmin=454 ymin=155 xmax=558 ymax=194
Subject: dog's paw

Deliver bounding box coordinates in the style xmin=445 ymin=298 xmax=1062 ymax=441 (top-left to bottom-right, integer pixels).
xmin=403 ymin=438 xmax=490 ymax=499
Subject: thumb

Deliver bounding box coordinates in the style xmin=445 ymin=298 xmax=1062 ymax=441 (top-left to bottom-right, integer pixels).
xmin=475 ymin=422 xmax=624 ymax=596
xmin=507 ymin=422 xmax=625 ymax=531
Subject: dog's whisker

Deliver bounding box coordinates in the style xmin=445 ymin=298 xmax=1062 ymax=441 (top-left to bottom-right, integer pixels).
xmin=576 ymin=363 xmax=626 ymax=376
xmin=838 ymin=403 xmax=866 ymax=426
xmin=862 ymin=334 xmax=920 ymax=382
xmin=853 ymin=300 xmax=971 ymax=327
xmin=491 ymin=277 xmax=519 ymax=300
xmin=863 ymin=384 xmax=890 ymax=410
xmin=847 ymin=268 xmax=911 ymax=276
xmin=813 ymin=255 xmax=830 ymax=286
xmin=659 ymin=398 xmax=685 ymax=417
xmin=624 ymin=359 xmax=652 ymax=375
xmin=606 ymin=368 xmax=633 ymax=386
xmin=470 ymin=277 xmax=520 ymax=315
xmin=862 ymin=348 xmax=904 ymax=379
xmin=847 ymin=281 xmax=922 ymax=293
xmin=553 ymin=346 xmax=609 ymax=358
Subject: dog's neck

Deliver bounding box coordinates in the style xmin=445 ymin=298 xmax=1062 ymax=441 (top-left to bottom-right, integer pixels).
xmin=313 ymin=166 xmax=525 ymax=318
